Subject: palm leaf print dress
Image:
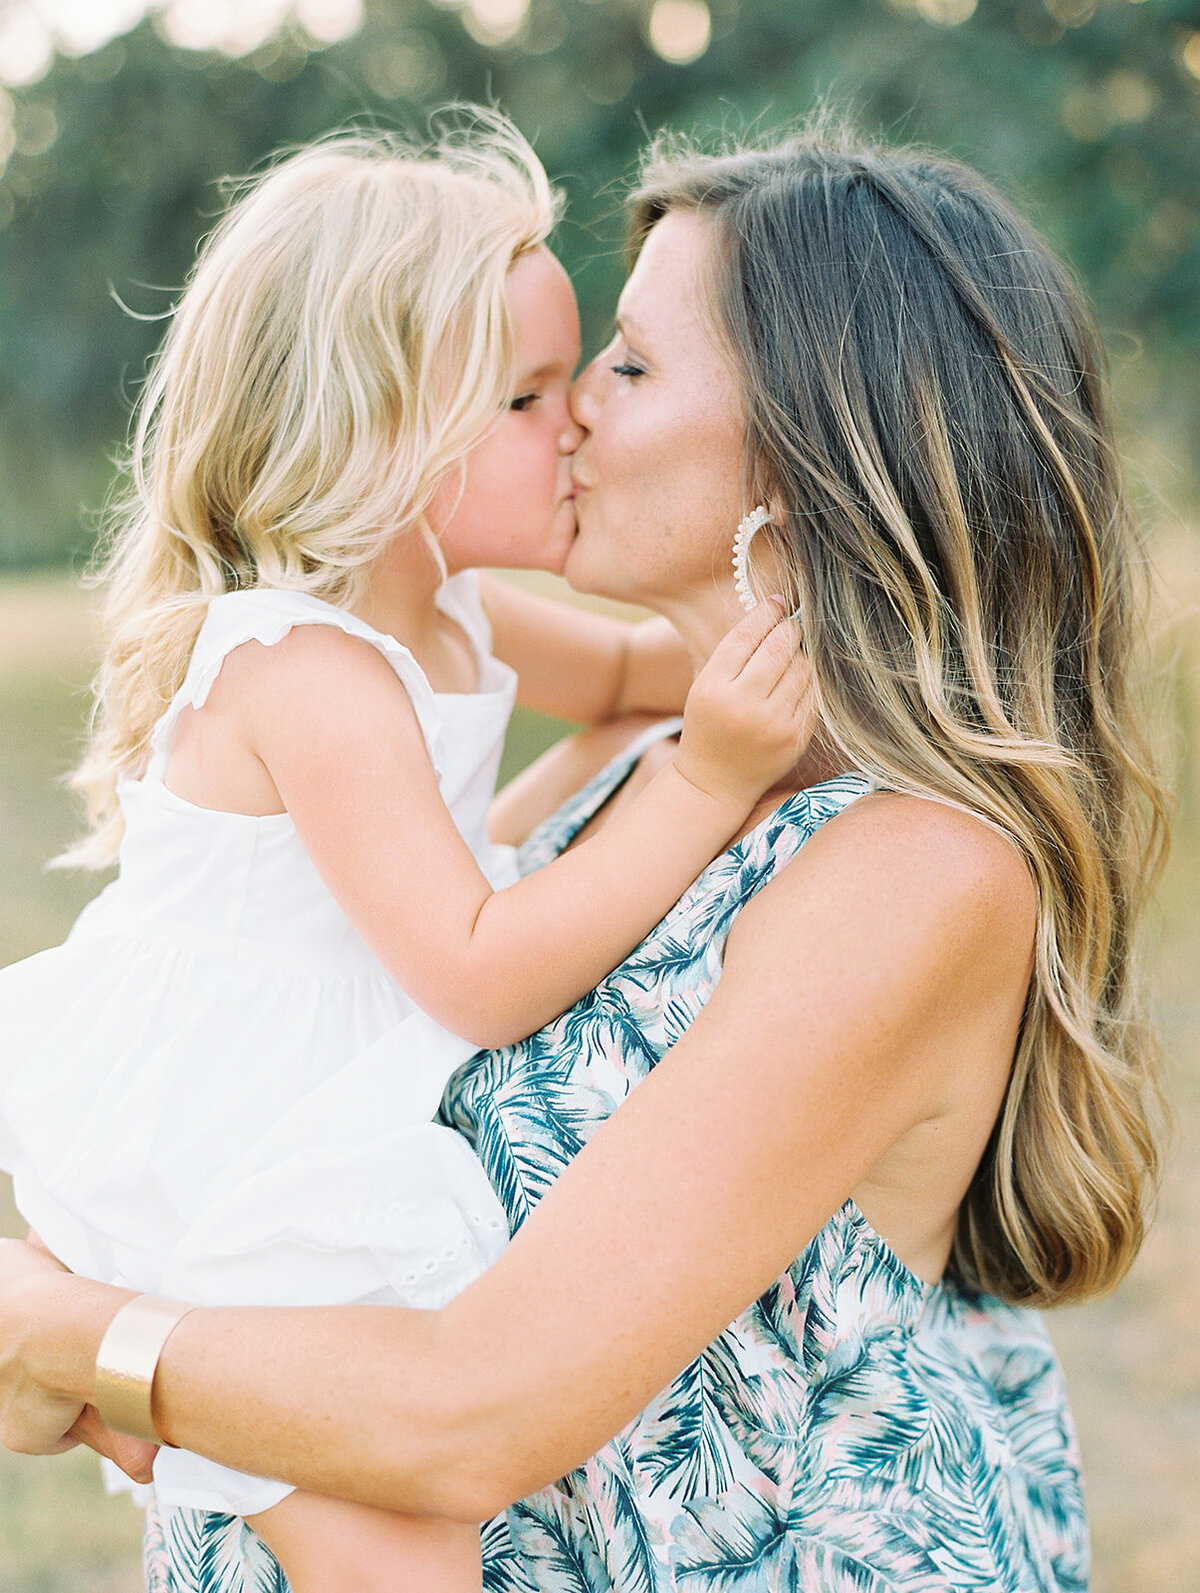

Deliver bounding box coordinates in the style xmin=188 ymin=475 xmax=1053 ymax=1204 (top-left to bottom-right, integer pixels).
xmin=146 ymin=721 xmax=1089 ymax=1592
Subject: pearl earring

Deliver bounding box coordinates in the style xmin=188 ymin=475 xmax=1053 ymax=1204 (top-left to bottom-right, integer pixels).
xmin=732 ymin=506 xmax=773 ymax=612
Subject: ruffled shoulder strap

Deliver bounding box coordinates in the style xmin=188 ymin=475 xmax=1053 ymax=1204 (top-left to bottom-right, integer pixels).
xmin=148 ymin=589 xmax=445 ymax=778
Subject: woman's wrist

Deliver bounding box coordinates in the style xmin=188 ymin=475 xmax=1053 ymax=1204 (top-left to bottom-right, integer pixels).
xmin=0 ymin=1259 xmax=135 ymax=1459
xmin=93 ymin=1294 xmax=194 ymax=1443
xmin=26 ymin=1270 xmax=135 ymax=1405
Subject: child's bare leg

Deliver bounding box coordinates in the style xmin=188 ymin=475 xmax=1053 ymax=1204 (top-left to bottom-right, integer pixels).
xmin=245 ymin=1489 xmax=481 ymax=1593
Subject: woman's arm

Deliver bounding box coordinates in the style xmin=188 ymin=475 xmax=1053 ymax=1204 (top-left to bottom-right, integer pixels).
xmin=480 ymin=574 xmax=693 ymax=723
xmin=1 ymin=795 xmax=1034 ymax=1519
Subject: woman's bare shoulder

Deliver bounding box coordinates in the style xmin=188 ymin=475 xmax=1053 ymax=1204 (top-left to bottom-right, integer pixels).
xmin=833 ymin=789 xmax=1034 ymax=897
xmin=733 ymin=788 xmax=1037 ymax=978
xmin=489 ymin=714 xmax=667 ymax=848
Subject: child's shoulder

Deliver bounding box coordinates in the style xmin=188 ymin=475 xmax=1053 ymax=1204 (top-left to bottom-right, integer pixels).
xmin=178 ymin=588 xmax=451 ymax=777
xmin=209 ymin=610 xmax=405 ymax=696
xmin=201 ymin=585 xmax=345 ymax=635
xmin=183 ymin=589 xmax=410 ymax=720
xmin=198 ymin=588 xmax=398 ymax=661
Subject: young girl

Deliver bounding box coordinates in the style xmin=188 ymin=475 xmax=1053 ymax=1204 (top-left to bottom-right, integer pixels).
xmin=0 ymin=122 xmax=809 ymax=1589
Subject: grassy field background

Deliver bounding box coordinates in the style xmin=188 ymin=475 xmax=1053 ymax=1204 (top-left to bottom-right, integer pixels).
xmin=0 ymin=563 xmax=1196 ymax=1591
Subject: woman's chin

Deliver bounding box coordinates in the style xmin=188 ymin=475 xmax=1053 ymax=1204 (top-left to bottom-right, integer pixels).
xmin=534 ymin=521 xmax=579 ymax=580
xmin=561 ymin=538 xmax=607 ymax=599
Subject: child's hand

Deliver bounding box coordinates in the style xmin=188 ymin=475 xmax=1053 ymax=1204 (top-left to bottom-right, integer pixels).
xmin=674 ymin=599 xmax=814 ymax=811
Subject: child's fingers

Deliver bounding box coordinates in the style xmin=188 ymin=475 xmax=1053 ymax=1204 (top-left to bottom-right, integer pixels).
xmin=769 ymin=636 xmax=814 ymax=706
xmin=704 ymin=596 xmax=789 ymax=680
xmin=730 ymin=612 xmax=805 ymax=697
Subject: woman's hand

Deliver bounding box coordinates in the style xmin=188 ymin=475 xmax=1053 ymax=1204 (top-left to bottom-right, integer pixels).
xmin=675 ymin=598 xmax=814 ymax=809
xmin=0 ymin=1238 xmax=84 ymax=1456
xmin=0 ymin=1238 xmax=157 ymax=1480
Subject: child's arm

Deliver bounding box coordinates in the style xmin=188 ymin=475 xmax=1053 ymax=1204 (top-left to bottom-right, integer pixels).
xmin=241 ymin=601 xmax=809 ymax=1049
xmin=480 ymin=573 xmax=692 ymax=723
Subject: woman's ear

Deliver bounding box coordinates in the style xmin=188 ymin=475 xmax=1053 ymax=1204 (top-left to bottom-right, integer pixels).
xmin=732 ymin=505 xmax=774 ymax=611
xmin=733 ymin=499 xmax=796 ymax=616
xmin=761 ymin=500 xmax=805 ymax=637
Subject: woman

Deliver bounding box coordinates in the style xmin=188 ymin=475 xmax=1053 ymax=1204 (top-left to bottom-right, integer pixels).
xmin=0 ymin=127 xmax=1166 ymax=1591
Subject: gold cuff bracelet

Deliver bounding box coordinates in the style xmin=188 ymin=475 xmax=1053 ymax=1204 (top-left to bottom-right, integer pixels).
xmin=93 ymin=1294 xmax=194 ymax=1445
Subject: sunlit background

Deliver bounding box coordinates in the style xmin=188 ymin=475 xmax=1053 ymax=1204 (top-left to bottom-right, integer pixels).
xmin=0 ymin=1 xmax=1197 ymax=1589
xmin=1 ymin=0 xmax=1199 ymax=568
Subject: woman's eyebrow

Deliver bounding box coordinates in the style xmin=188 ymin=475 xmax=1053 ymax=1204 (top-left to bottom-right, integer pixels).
xmin=615 ymin=310 xmax=650 ymax=347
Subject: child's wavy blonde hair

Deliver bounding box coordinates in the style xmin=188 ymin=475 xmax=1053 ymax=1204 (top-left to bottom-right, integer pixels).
xmin=64 ymin=112 xmax=557 ymax=867
xmin=630 ymin=126 xmax=1170 ymax=1308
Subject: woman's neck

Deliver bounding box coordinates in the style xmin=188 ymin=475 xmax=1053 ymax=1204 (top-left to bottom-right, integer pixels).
xmin=652 ymin=586 xmax=744 ymax=679
xmin=655 ymin=584 xmax=848 ymax=797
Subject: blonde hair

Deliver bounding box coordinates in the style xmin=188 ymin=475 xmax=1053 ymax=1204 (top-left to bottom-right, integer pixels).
xmin=64 ymin=112 xmax=557 ymax=866
xmin=631 ymin=128 xmax=1170 ymax=1307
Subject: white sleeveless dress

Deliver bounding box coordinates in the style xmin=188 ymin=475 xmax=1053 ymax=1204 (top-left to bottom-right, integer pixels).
xmin=0 ymin=573 xmax=514 ymax=1515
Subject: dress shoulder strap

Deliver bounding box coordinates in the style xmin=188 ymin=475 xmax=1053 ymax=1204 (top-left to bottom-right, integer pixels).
xmin=147 ymin=589 xmax=445 ymax=777
xmin=516 ymin=717 xmax=685 ymax=875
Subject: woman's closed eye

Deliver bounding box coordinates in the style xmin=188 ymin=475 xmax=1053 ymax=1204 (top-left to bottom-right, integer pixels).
xmin=610 ymin=362 xmax=645 ymax=380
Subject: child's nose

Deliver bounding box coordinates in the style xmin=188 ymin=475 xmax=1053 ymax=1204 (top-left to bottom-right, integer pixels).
xmin=559 ymin=405 xmax=586 ymax=453
xmin=569 ymin=359 xmax=602 ymax=433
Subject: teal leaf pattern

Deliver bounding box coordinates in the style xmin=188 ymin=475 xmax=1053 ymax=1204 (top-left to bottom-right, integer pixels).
xmin=502 ymin=1493 xmax=609 ymax=1592
xmin=669 ymin=1488 xmax=801 ymax=1591
xmin=145 ymin=1505 xmax=287 ymax=1593
xmin=633 ymin=1354 xmax=739 ymax=1501
xmin=482 ymin=1514 xmax=541 ymax=1593
xmin=148 ymin=725 xmax=1088 ymax=1591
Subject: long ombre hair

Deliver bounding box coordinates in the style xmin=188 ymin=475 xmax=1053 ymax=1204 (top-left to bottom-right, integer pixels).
xmin=631 ymin=128 xmax=1169 ymax=1307
xmin=64 ymin=113 xmax=557 ymax=867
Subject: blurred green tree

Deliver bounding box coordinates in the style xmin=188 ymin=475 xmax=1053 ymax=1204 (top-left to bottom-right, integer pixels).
xmin=0 ymin=0 xmax=1195 ymax=566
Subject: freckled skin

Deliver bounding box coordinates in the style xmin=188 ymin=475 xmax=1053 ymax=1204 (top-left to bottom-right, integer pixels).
xmin=567 ymin=213 xmax=748 ymax=631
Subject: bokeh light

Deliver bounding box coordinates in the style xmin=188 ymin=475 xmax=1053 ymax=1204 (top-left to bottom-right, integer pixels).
xmin=294 ymin=0 xmax=363 ymax=47
xmin=1061 ymin=67 xmax=1160 ymax=141
xmin=13 ymin=97 xmax=57 ymax=154
xmin=891 ymin=0 xmax=977 ymax=25
xmin=1043 ymin=0 xmax=1095 ymax=26
xmin=1105 ymin=67 xmax=1156 ymax=122
xmin=0 ymin=6 xmax=55 ymax=86
xmin=458 ymin=0 xmax=530 ymax=47
xmin=362 ymin=29 xmax=447 ymax=100
xmin=0 ymin=0 xmax=371 ymax=81
xmin=34 ymin=0 xmax=146 ymax=56
xmin=648 ymin=0 xmax=711 ymax=66
xmin=0 ymin=85 xmax=15 ymax=173
xmin=156 ymin=0 xmax=291 ymax=57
